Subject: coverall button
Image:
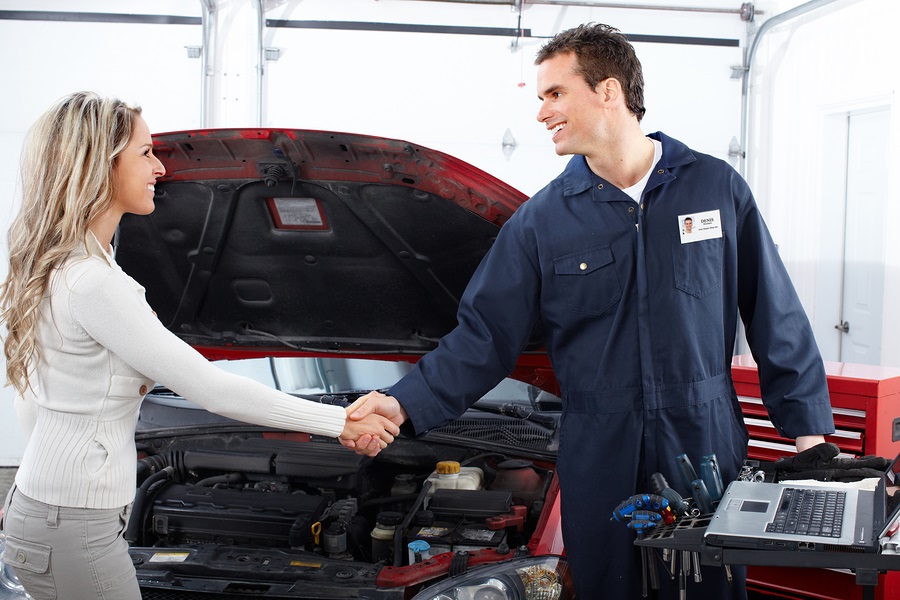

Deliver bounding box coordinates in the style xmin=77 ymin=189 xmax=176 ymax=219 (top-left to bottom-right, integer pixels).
xmin=139 ymin=385 xmax=148 ymax=395
xmin=658 ymin=169 xmax=664 ymax=174
xmin=597 ymin=183 xmax=603 ymax=189
xmin=628 ymin=206 xmax=635 ymax=213
xmin=579 ymin=262 xmax=588 ymax=270
xmin=16 ymin=550 xmax=25 ymax=563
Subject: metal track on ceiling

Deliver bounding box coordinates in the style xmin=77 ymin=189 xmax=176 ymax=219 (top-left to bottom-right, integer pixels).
xmin=390 ymin=0 xmax=758 ymax=18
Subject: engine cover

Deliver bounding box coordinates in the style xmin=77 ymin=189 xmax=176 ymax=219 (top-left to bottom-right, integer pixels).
xmin=151 ymin=483 xmax=327 ymax=547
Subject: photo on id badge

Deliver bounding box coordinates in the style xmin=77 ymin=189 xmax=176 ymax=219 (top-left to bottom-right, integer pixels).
xmin=680 ymin=209 xmax=722 ymax=244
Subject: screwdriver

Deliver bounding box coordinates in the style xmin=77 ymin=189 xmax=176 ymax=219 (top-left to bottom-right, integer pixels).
xmin=650 ymin=472 xmax=690 ymax=516
xmin=676 ymin=453 xmax=699 ymax=490
xmin=700 ymin=454 xmax=724 ymax=502
xmin=691 ymin=478 xmax=715 ymax=514
xmin=626 ymin=509 xmax=663 ymax=533
xmin=611 ymin=494 xmax=673 ymax=523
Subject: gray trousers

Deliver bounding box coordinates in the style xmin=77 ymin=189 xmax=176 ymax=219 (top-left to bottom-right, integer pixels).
xmin=1 ymin=485 xmax=140 ymax=600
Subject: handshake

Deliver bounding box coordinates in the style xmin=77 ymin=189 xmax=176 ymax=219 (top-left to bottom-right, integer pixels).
xmin=337 ymin=391 xmax=410 ymax=457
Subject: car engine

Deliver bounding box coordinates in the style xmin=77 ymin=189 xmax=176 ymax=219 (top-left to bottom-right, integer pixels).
xmin=128 ymin=432 xmax=554 ymax=573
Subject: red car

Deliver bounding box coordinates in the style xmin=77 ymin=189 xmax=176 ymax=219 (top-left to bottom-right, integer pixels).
xmin=6 ymin=129 xmax=574 ymax=600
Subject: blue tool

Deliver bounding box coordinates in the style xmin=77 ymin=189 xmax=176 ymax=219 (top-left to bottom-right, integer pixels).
xmin=700 ymin=454 xmax=724 ymax=501
xmin=626 ymin=510 xmax=663 ymax=534
xmin=676 ymin=453 xmax=699 ymax=489
xmin=611 ymin=494 xmax=670 ymax=522
xmin=691 ymin=478 xmax=714 ymax=514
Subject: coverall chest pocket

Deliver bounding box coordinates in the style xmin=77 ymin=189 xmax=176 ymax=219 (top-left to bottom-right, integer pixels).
xmin=553 ymin=245 xmax=622 ymax=315
xmin=672 ymin=237 xmax=724 ymax=298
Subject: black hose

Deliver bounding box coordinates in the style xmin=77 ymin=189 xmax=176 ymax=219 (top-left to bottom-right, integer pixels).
xmin=125 ymin=466 xmax=174 ymax=544
xmin=194 ymin=472 xmax=244 ymax=488
xmin=136 ymin=454 xmax=169 ymax=485
xmin=136 ymin=450 xmax=186 ymax=485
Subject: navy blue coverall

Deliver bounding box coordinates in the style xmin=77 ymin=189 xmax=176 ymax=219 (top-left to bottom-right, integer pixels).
xmin=389 ymin=132 xmax=836 ymax=598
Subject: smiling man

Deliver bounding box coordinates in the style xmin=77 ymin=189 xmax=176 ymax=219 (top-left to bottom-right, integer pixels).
xmin=349 ymin=23 xmax=834 ymax=598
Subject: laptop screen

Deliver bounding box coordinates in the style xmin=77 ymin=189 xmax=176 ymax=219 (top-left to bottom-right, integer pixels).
xmin=877 ymin=451 xmax=900 ymax=538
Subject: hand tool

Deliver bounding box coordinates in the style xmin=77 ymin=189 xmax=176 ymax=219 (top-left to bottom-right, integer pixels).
xmin=700 ymin=454 xmax=724 ymax=501
xmin=650 ymin=472 xmax=691 ymax=516
xmin=610 ymin=493 xmax=670 ymax=522
xmin=691 ymin=478 xmax=715 ymax=514
xmin=691 ymin=550 xmax=702 ymax=583
xmin=626 ymin=510 xmax=663 ymax=533
xmin=676 ymin=453 xmax=699 ymax=489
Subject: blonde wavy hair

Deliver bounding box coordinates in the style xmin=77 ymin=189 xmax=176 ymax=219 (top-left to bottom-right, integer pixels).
xmin=0 ymin=91 xmax=142 ymax=394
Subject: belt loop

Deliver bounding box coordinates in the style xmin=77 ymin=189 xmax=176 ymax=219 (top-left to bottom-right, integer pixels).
xmin=46 ymin=504 xmax=59 ymax=528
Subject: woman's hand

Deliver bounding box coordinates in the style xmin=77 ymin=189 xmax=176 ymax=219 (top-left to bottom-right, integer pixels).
xmin=339 ymin=391 xmax=408 ymax=456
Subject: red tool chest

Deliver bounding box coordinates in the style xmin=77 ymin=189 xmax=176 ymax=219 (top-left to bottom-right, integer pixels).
xmin=732 ymin=355 xmax=900 ymax=600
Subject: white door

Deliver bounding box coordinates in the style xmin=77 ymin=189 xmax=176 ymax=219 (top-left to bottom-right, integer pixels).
xmin=835 ymin=108 xmax=889 ymax=364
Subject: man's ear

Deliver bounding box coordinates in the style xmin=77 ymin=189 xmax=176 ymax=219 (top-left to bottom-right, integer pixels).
xmin=596 ymin=77 xmax=622 ymax=106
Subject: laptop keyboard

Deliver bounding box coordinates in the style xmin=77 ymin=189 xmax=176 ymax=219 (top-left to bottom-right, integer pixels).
xmin=766 ymin=487 xmax=845 ymax=538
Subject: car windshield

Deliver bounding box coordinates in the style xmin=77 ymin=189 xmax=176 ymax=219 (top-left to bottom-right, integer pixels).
xmin=219 ymin=356 xmax=413 ymax=395
xmin=212 ymin=357 xmax=559 ymax=412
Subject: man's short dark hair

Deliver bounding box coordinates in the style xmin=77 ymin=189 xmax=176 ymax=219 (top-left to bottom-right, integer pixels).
xmin=535 ymin=23 xmax=646 ymax=122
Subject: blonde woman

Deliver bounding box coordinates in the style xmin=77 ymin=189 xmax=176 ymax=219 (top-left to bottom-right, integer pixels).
xmin=0 ymin=91 xmax=398 ymax=600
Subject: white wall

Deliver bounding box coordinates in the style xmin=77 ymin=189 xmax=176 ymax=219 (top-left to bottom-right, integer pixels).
xmin=0 ymin=0 xmax=204 ymax=465
xmin=745 ymin=0 xmax=900 ymax=366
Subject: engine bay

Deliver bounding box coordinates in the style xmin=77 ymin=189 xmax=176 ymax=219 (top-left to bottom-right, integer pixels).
xmin=128 ymin=431 xmax=556 ymax=593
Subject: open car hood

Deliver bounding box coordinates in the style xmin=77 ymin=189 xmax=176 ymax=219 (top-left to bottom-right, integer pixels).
xmin=116 ymin=129 xmax=544 ymax=363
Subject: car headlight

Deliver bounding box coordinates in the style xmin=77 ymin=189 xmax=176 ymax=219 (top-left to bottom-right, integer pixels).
xmin=412 ymin=556 xmax=573 ymax=600
xmin=0 ymin=534 xmax=30 ymax=599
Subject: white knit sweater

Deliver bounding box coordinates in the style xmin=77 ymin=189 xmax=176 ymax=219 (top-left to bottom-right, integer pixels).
xmin=14 ymin=232 xmax=346 ymax=509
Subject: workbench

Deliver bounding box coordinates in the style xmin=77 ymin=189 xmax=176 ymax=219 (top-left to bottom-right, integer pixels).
xmin=635 ymin=515 xmax=900 ymax=600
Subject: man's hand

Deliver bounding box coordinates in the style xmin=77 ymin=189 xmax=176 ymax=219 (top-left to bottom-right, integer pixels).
xmin=339 ymin=391 xmax=409 ymax=455
xmin=775 ymin=441 xmax=891 ymax=482
xmin=347 ymin=391 xmax=409 ymax=426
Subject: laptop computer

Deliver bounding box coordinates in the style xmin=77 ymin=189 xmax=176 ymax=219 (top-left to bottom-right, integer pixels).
xmin=704 ymin=450 xmax=900 ymax=552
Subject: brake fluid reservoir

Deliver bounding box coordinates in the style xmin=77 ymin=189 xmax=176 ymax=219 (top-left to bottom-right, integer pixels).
xmin=425 ymin=461 xmax=483 ymax=505
xmin=370 ymin=511 xmax=402 ymax=563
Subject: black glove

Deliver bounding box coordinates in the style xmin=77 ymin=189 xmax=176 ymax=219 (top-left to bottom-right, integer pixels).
xmin=773 ymin=442 xmax=890 ymax=482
